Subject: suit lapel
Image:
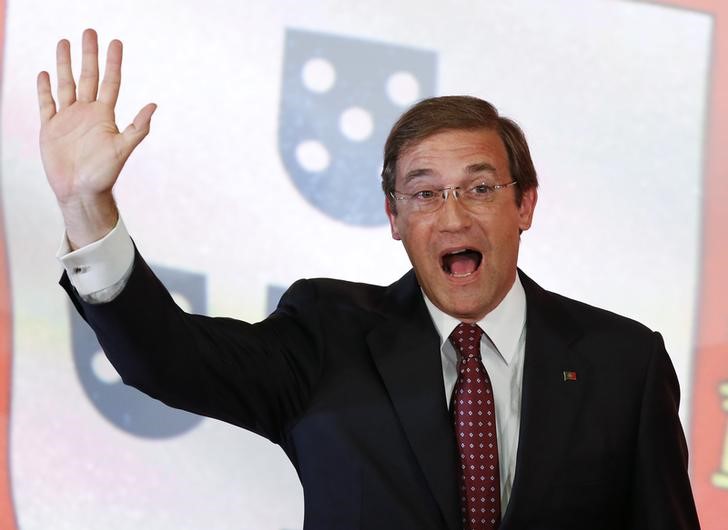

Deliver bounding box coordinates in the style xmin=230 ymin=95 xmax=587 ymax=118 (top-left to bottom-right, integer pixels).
xmin=500 ymin=271 xmax=584 ymax=528
xmin=366 ymin=270 xmax=461 ymax=530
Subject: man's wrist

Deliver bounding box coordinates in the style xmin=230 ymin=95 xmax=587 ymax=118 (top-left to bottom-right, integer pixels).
xmin=59 ymin=192 xmax=119 ymax=249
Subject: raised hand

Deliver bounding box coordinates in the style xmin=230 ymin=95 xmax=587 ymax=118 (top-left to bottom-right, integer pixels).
xmin=38 ymin=29 xmax=156 ymax=248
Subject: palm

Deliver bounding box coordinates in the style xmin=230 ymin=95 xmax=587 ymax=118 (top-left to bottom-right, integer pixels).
xmin=37 ymin=29 xmax=156 ymax=206
xmin=41 ymin=100 xmax=124 ymax=201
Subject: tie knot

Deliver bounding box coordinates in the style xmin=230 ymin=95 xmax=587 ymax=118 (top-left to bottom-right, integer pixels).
xmin=448 ymin=322 xmax=483 ymax=360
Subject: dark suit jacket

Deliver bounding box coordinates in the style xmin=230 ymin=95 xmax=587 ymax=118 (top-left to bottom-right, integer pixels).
xmin=62 ymin=250 xmax=700 ymax=529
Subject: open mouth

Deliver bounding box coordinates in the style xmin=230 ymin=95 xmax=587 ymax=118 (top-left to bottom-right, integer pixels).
xmin=441 ymin=249 xmax=483 ymax=278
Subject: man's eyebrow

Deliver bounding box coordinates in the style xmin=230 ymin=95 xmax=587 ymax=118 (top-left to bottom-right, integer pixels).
xmin=402 ymin=168 xmax=434 ymax=184
xmin=465 ymin=162 xmax=497 ymax=175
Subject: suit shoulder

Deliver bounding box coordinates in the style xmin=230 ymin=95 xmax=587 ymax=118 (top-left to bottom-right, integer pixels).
xmin=282 ymin=277 xmax=388 ymax=313
xmin=544 ymin=287 xmax=655 ymax=339
xmin=520 ymin=270 xmax=656 ymax=340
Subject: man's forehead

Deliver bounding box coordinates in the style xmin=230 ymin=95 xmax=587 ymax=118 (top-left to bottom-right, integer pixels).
xmin=395 ymin=128 xmax=508 ymax=182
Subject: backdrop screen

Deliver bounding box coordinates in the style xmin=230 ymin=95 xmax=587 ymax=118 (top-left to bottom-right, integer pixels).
xmin=1 ymin=0 xmax=725 ymax=528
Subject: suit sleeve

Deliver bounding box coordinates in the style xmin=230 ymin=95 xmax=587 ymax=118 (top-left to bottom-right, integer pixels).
xmin=61 ymin=247 xmax=324 ymax=443
xmin=630 ymin=332 xmax=700 ymax=529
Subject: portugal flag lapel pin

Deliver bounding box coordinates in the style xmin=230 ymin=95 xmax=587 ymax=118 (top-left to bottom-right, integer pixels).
xmin=562 ymin=370 xmax=577 ymax=382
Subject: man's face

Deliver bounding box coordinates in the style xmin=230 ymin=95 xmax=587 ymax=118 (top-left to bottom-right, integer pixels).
xmin=386 ymin=128 xmax=537 ymax=322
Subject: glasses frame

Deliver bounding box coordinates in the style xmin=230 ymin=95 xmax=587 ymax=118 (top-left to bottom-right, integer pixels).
xmin=389 ymin=180 xmax=518 ymax=213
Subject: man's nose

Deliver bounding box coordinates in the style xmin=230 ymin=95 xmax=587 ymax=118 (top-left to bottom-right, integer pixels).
xmin=437 ymin=190 xmax=472 ymax=231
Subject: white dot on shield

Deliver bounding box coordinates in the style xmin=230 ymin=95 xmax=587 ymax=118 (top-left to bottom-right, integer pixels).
xmin=301 ymin=57 xmax=336 ymax=93
xmin=296 ymin=140 xmax=331 ymax=172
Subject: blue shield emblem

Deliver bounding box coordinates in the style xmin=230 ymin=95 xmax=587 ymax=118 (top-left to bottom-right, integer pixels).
xmin=279 ymin=28 xmax=437 ymax=226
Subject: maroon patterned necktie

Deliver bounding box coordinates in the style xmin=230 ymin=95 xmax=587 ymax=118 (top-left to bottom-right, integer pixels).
xmin=450 ymin=323 xmax=501 ymax=530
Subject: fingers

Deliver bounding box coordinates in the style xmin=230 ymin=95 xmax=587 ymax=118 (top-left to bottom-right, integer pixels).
xmin=37 ymin=71 xmax=57 ymax=124
xmin=53 ymin=31 xmax=123 ymax=109
xmin=55 ymin=39 xmax=76 ymax=108
xmin=121 ymin=103 xmax=157 ymax=151
xmin=98 ymin=39 xmax=122 ymax=106
xmin=77 ymin=28 xmax=99 ymax=102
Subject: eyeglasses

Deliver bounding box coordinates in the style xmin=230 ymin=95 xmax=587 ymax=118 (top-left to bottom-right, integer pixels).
xmin=390 ymin=180 xmax=518 ymax=214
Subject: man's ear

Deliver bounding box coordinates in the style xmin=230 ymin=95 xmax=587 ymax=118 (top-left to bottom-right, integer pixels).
xmin=518 ymin=187 xmax=538 ymax=232
xmin=385 ymin=198 xmax=401 ymax=240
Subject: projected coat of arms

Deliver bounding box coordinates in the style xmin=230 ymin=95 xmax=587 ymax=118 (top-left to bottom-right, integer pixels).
xmin=278 ymin=28 xmax=437 ymax=226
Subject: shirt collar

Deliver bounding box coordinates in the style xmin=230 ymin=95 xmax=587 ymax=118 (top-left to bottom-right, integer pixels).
xmin=422 ymin=274 xmax=527 ymax=365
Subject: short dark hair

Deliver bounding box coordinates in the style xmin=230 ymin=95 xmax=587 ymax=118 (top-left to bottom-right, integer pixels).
xmin=381 ymin=95 xmax=538 ymax=211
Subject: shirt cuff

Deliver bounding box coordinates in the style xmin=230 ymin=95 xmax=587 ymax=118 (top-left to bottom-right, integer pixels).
xmin=57 ymin=217 xmax=135 ymax=298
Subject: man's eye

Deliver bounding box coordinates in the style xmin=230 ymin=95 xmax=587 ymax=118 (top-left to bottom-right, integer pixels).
xmin=471 ymin=184 xmax=494 ymax=195
xmin=413 ymin=190 xmax=437 ymax=200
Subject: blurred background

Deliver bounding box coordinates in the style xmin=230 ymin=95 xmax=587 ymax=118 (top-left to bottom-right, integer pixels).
xmin=0 ymin=0 xmax=726 ymax=528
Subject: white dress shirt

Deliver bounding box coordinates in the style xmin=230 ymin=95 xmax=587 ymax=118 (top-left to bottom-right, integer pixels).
xmin=422 ymin=278 xmax=526 ymax=512
xmin=58 ymin=219 xmax=527 ymax=511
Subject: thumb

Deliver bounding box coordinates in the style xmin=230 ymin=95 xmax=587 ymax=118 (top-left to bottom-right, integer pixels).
xmin=121 ymin=102 xmax=157 ymax=151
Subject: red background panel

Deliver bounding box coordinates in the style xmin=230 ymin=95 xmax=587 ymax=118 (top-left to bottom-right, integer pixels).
xmin=0 ymin=0 xmax=17 ymax=526
xmin=652 ymin=0 xmax=728 ymax=527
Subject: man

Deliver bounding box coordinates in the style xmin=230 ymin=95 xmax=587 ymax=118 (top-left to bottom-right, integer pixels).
xmin=40 ymin=30 xmax=700 ymax=529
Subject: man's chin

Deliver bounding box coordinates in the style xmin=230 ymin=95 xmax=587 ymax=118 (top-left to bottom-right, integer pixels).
xmin=427 ymin=285 xmax=492 ymax=322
